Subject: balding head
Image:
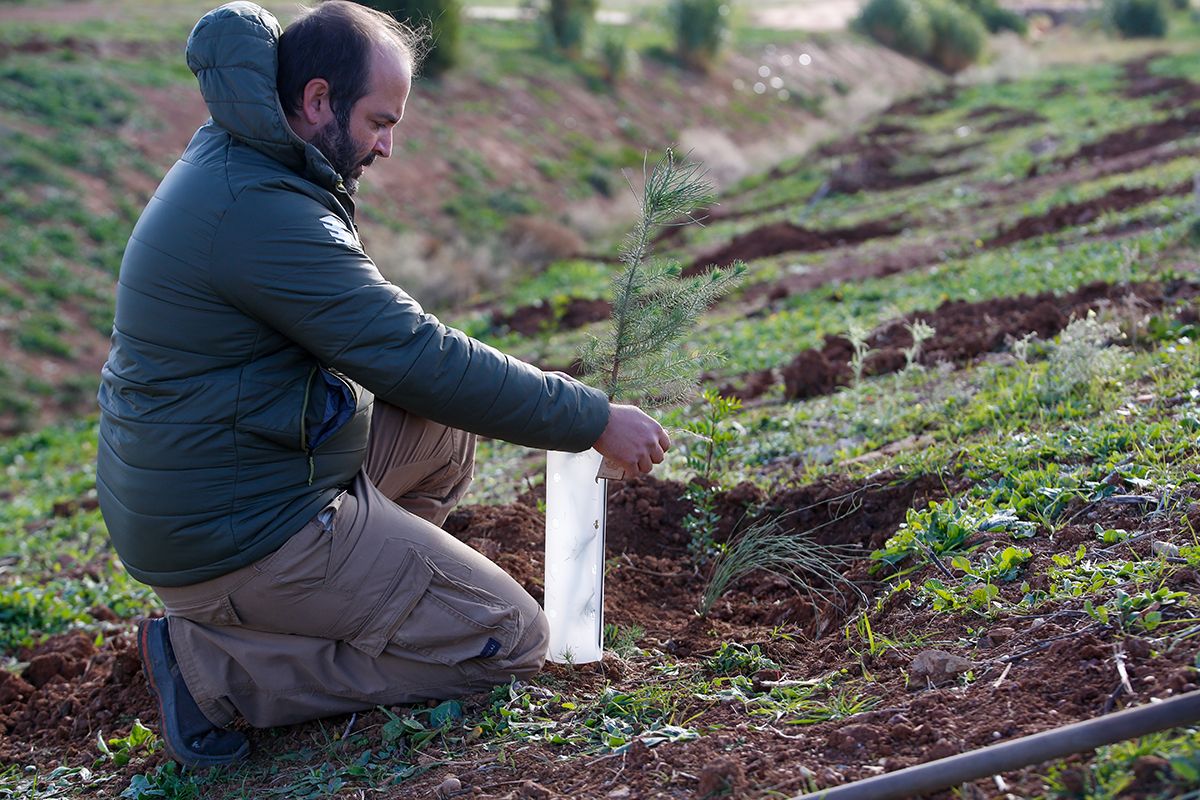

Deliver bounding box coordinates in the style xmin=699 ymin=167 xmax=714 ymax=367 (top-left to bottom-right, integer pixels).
xmin=278 ymin=0 xmax=424 ymax=128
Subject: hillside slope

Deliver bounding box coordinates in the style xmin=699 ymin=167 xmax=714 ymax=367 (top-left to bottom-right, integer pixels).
xmin=0 ymin=0 xmax=932 ymax=434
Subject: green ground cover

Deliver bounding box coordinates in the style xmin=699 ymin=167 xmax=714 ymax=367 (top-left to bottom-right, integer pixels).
xmin=7 ymin=13 xmax=1200 ymax=800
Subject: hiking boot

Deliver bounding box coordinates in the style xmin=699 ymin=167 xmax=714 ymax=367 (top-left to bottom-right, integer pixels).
xmin=137 ymin=617 xmax=250 ymax=768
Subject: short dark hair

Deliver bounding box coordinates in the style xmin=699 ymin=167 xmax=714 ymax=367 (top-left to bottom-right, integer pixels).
xmin=278 ymin=1 xmax=425 ymax=126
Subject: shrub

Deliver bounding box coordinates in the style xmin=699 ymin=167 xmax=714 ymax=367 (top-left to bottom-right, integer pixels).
xmin=926 ymin=0 xmax=987 ymax=72
xmin=855 ymin=0 xmax=934 ymax=60
xmin=599 ymin=32 xmax=631 ymax=86
xmin=1106 ymin=0 xmax=1169 ymax=36
xmin=360 ymin=0 xmax=460 ymax=77
xmin=545 ymin=0 xmax=598 ymax=56
xmin=668 ymin=0 xmax=731 ymax=73
xmin=957 ymin=0 xmax=1028 ymax=33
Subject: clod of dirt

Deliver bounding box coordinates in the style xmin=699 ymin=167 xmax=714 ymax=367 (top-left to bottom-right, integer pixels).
xmin=698 ymin=756 xmax=748 ymax=797
xmin=514 ymin=780 xmax=554 ymax=800
xmin=987 ymin=181 xmax=1191 ymax=248
xmin=781 ymin=349 xmax=843 ymax=400
xmin=689 ymin=217 xmax=904 ymax=274
xmin=910 ymin=649 xmax=974 ymax=680
xmin=492 ymin=297 xmax=611 ymax=337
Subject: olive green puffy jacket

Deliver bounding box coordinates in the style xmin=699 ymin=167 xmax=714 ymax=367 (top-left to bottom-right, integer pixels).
xmin=97 ymin=1 xmax=609 ymax=587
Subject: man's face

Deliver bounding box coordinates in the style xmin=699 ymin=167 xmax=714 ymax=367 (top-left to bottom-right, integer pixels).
xmin=314 ymin=45 xmax=411 ymax=195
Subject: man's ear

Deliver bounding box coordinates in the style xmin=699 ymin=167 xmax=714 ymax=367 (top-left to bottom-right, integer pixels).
xmin=299 ymin=78 xmax=333 ymax=126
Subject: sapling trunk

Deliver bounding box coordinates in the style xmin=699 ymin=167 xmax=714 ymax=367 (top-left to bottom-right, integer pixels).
xmin=544 ymin=149 xmax=745 ymax=662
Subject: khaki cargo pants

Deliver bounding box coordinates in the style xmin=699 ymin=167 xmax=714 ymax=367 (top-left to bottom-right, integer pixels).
xmin=151 ymin=403 xmax=549 ymax=728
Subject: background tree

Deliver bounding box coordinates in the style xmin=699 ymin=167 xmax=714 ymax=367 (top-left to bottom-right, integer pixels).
xmin=359 ymin=0 xmax=462 ymax=77
xmin=544 ymin=0 xmax=598 ymax=57
xmin=668 ymin=0 xmax=732 ymax=73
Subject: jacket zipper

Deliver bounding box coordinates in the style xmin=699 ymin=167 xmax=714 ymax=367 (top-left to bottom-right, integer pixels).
xmin=300 ymin=366 xmax=317 ymax=486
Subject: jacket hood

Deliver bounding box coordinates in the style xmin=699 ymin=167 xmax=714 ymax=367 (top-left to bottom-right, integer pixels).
xmin=186 ymin=2 xmax=341 ymax=189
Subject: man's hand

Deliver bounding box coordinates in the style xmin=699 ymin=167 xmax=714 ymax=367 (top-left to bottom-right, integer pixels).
xmin=593 ymin=403 xmax=671 ymax=476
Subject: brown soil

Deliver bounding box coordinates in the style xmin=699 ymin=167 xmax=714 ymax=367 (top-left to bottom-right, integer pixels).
xmin=6 ymin=470 xmax=1200 ymax=799
xmin=688 ymin=216 xmax=905 ymax=275
xmin=0 ymin=630 xmax=162 ymax=774
xmin=729 ymin=279 xmax=1198 ymax=402
xmin=492 ymin=297 xmax=612 ymax=336
xmin=1121 ymin=53 xmax=1200 ymax=108
xmin=1056 ymin=107 xmax=1200 ymax=166
xmin=828 ymin=147 xmax=972 ymax=195
xmin=980 ymin=110 xmax=1048 ymax=133
xmin=986 ymin=180 xmax=1192 ymax=248
xmin=883 ymin=84 xmax=959 ymax=117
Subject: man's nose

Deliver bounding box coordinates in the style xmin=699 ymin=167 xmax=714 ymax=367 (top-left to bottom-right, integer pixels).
xmin=374 ymin=129 xmax=392 ymax=159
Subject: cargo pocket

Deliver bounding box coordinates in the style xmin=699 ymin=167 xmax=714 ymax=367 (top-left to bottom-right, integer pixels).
xmin=347 ymin=541 xmax=433 ymax=658
xmin=163 ymin=592 xmax=243 ymax=628
xmin=389 ymin=553 xmax=520 ymax=668
xmin=258 ymin=507 xmax=340 ymax=590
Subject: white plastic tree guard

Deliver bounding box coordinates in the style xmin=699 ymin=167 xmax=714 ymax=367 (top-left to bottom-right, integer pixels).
xmin=544 ymin=449 xmax=607 ymax=663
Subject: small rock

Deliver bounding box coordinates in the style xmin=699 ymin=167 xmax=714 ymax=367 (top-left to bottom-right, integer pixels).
xmin=607 ymin=788 xmax=631 ymax=798
xmin=517 ymin=781 xmax=552 ymax=800
xmin=983 ymin=627 xmax=1015 ymax=647
xmin=928 ymin=738 xmax=959 ymax=760
xmin=1152 ymin=540 xmax=1181 ymax=558
xmin=910 ymin=649 xmax=974 ymax=680
xmin=698 ymin=757 xmax=747 ymax=797
xmin=1126 ymin=637 xmax=1152 ymax=659
xmin=437 ymin=776 xmax=462 ymax=798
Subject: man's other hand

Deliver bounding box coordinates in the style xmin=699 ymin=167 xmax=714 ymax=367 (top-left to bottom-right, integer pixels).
xmin=593 ymin=404 xmax=670 ymax=476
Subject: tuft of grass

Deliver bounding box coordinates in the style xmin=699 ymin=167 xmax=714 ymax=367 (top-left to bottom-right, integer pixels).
xmin=700 ymin=500 xmax=866 ymax=616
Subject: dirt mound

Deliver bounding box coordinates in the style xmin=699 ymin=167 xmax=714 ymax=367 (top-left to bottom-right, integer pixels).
xmin=967 ymin=103 xmax=1018 ymax=119
xmin=829 ymin=146 xmax=972 ymax=195
xmin=731 ymin=279 xmax=1200 ymax=402
xmin=987 ymin=180 xmax=1191 ymax=247
xmin=688 ymin=217 xmax=905 ymax=274
xmin=0 ymin=630 xmax=158 ymax=767
xmin=492 ymin=297 xmax=612 ymax=336
xmin=1120 ymin=54 xmax=1200 ymax=107
xmin=884 ymin=85 xmax=958 ymax=117
xmin=980 ymin=111 xmax=1047 ymax=133
xmin=1058 ymin=107 xmax=1200 ymax=165
xmin=863 ymin=120 xmax=916 ymax=138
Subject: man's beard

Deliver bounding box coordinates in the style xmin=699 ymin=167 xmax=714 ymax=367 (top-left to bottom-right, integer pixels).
xmin=312 ymin=116 xmax=375 ymax=196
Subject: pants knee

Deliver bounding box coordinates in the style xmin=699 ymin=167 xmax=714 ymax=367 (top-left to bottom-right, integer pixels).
xmin=508 ymin=609 xmax=549 ymax=677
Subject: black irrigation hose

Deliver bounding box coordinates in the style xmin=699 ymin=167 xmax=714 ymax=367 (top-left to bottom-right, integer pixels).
xmin=791 ymin=690 xmax=1200 ymax=800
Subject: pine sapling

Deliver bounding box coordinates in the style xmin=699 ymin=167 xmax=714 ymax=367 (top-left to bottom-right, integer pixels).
xmin=579 ymin=149 xmax=746 ymax=469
